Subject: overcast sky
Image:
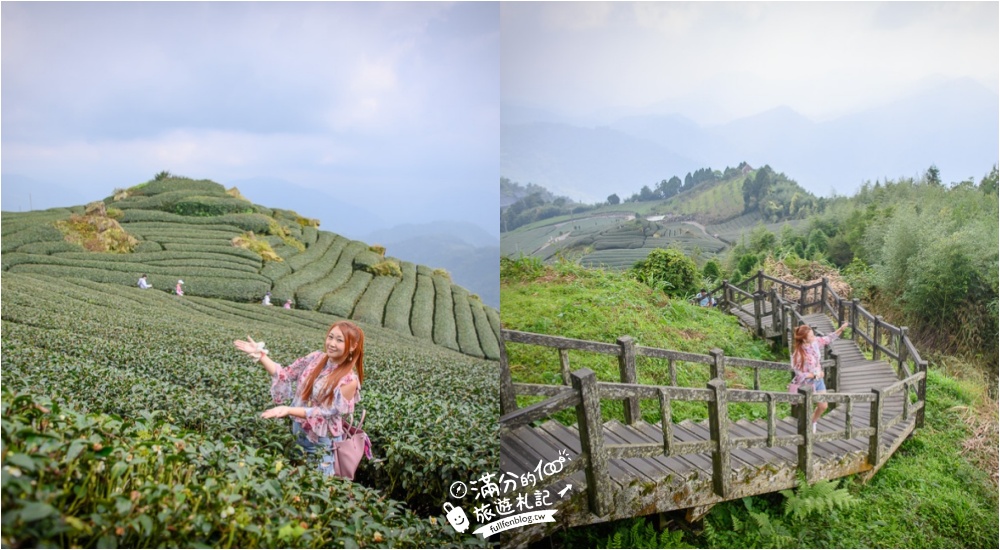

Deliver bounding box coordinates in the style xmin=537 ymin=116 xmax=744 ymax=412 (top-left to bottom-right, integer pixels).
xmin=501 ymin=1 xmax=999 ymax=125
xmin=2 ymin=1 xmax=498 ymax=233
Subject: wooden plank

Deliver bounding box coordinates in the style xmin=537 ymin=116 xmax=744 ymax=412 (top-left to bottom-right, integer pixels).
xmin=733 ymin=419 xmax=798 ymax=463
xmin=537 ymin=421 xmax=631 ymax=489
xmin=664 ymin=421 xmax=718 ymax=474
xmin=610 ymin=420 xmax=689 ymax=479
xmin=602 ymin=420 xmax=670 ymax=482
xmin=632 ymin=422 xmax=705 ymax=476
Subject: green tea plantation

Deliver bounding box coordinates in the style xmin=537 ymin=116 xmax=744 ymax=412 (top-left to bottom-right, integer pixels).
xmin=1 ymin=176 xmax=499 ymax=548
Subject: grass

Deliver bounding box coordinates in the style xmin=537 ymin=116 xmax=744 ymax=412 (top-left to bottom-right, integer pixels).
xmin=507 ymin=260 xmax=998 ymax=549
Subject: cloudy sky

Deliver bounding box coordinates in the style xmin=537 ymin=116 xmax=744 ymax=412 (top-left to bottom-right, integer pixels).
xmin=501 ymin=1 xmax=999 ymax=125
xmin=2 ymin=1 xmax=498 ymax=234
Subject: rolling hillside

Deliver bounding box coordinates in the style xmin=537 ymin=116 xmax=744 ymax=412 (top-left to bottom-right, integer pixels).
xmin=1 ymin=176 xmax=500 ymax=360
xmin=500 ymin=173 xmax=807 ymax=269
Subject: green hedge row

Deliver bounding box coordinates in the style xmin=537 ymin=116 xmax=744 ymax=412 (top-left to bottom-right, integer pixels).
xmin=1 ymin=224 xmax=65 ymax=253
xmin=113 ymin=188 xmax=228 ymax=211
xmin=260 ymin=260 xmax=292 ymax=282
xmin=124 ymin=177 xmax=226 ymax=197
xmin=6 ymin=253 xmax=269 ymax=283
xmin=293 ymin=239 xmax=358 ymax=311
xmin=55 ymin=250 xmax=261 ymax=268
xmin=140 ymin=236 xmax=235 ymax=246
xmin=451 ymin=286 xmax=485 ymax=358
xmin=1 ymin=210 xmax=72 ymax=235
xmin=119 ymin=210 xmax=273 ymax=233
xmin=15 ymin=241 xmax=85 ymax=255
xmin=173 ymin=196 xmax=255 ymax=217
xmin=160 ymin=242 xmax=263 ymax=262
xmin=122 ymin=222 xmax=246 ymax=234
xmin=125 ymin=227 xmax=242 ymax=241
xmin=416 ymin=264 xmax=433 ymax=277
xmin=485 ymin=305 xmax=502 ymax=342
xmin=143 ymin=258 xmax=260 ymax=274
xmin=352 ymin=250 xmax=382 ymax=271
xmin=8 ymin=265 xmax=270 ymax=301
xmin=383 ymin=261 xmax=417 ymax=336
xmin=431 ymin=275 xmax=459 ymax=352
xmin=133 ymin=240 xmax=164 ymax=252
xmin=410 ymin=274 xmax=435 ymax=340
xmin=468 ymin=299 xmax=501 ymax=360
xmin=318 ymin=271 xmax=374 ymax=318
xmin=351 ymin=275 xmax=400 ymax=326
xmin=287 ymin=231 xmax=336 ymax=272
xmin=301 ymin=225 xmax=318 ymax=247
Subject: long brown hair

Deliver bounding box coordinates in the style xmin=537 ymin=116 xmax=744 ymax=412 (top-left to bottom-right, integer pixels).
xmin=298 ymin=321 xmax=365 ymax=407
xmin=791 ymin=325 xmax=811 ymax=371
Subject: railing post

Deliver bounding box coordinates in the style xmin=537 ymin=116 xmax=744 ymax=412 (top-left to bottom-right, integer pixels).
xmin=851 ymin=299 xmax=860 ymax=344
xmin=753 ymin=291 xmax=763 ymax=337
xmin=572 ymin=369 xmax=612 ymax=516
xmin=757 ymin=270 xmax=764 ymax=293
xmin=559 ymin=349 xmax=571 ymax=386
xmin=499 ymin=334 xmax=517 ymax=415
xmin=827 ymin=349 xmax=840 ymax=394
xmin=821 ymin=277 xmax=829 ymax=314
xmin=707 ymin=378 xmax=731 ymax=498
xmin=709 ymin=348 xmax=726 ymax=380
xmin=721 ymin=280 xmax=730 ymax=310
xmin=782 ymin=304 xmax=792 ymax=349
xmin=771 ymin=289 xmax=780 ymax=335
xmin=837 ymin=298 xmax=846 ymax=328
xmin=898 ymin=327 xmax=908 ymax=375
xmin=869 ymin=388 xmax=885 ymax=468
xmin=916 ymin=360 xmax=928 ymax=429
xmin=873 ymin=315 xmax=883 ymax=360
xmin=617 ymin=336 xmax=640 ymax=425
xmin=799 ymin=284 xmax=808 ymax=312
xmin=796 ymin=385 xmax=815 ymax=483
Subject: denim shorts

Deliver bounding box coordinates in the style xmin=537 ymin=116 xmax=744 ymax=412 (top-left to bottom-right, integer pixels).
xmin=806 ymin=378 xmax=827 ymax=392
xmin=291 ymin=422 xmax=343 ymax=477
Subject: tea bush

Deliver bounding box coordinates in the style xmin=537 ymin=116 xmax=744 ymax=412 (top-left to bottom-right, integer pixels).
xmin=319 ymin=271 xmax=374 ymax=317
xmin=16 ymin=241 xmax=86 ymax=255
xmin=1 ymin=272 xmax=498 ymax=546
xmin=287 ymin=232 xmax=336 ymax=272
xmin=123 ymin=176 xmax=226 ymax=197
xmin=410 ymin=274 xmax=435 ymax=339
xmin=1 ymin=224 xmax=66 ymax=252
xmin=293 ymin=239 xmax=359 ymax=310
xmin=432 ymin=275 xmax=459 ymax=351
xmin=174 ymin=195 xmax=255 ymax=217
xmin=469 ymin=299 xmax=501 ymax=360
xmin=384 ymin=261 xmax=417 ymax=335
xmin=452 ymin=287 xmax=485 ymax=358
xmin=352 ymin=275 xmax=399 ymax=326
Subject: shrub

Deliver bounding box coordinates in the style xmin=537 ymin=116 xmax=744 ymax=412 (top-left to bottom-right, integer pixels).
xmin=431 ymin=275 xmax=459 ymax=351
xmin=365 ymin=259 xmax=402 ymax=278
xmin=630 ymin=248 xmax=699 ymax=297
xmin=127 ymin=176 xmax=225 ymax=197
xmin=287 ymin=232 xmax=336 ymax=272
xmin=468 ymin=299 xmax=501 ymax=360
xmin=174 ymin=196 xmax=255 ymax=217
xmin=353 ymin=250 xmax=383 ymax=272
xmin=231 ymin=232 xmax=282 ymax=262
xmin=432 ymin=268 xmax=452 ymax=281
xmin=1 ymin=225 xmax=67 ymax=253
xmin=703 ymin=258 xmax=722 ymax=281
xmin=351 ymin=276 xmax=399 ymax=326
xmin=500 ymin=255 xmax=545 ymax=281
xmin=368 ymin=244 xmax=386 ymax=256
xmin=410 ymin=274 xmax=435 ymax=339
xmin=452 ymin=287 xmax=485 ymax=358
xmin=292 ymin=239 xmax=359 ymax=311
xmin=133 ymin=240 xmax=163 ymax=252
xmin=383 ymin=261 xmax=417 ymax=336
xmin=318 ymin=271 xmax=374 ymax=317
xmin=15 ymin=241 xmax=86 ymax=255
xmin=55 ymin=214 xmax=138 ymax=253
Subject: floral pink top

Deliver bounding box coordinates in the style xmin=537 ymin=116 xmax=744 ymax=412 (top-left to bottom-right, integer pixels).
xmin=270 ymin=351 xmax=361 ymax=443
xmin=792 ymin=333 xmax=837 ymax=385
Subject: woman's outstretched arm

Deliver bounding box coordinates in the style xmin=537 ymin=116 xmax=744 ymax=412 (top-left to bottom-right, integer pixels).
xmin=234 ymin=336 xmax=281 ymax=377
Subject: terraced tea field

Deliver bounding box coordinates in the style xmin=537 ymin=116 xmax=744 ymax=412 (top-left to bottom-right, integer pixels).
xmin=1 ymin=271 xmax=495 ymax=548
xmin=1 ymin=177 xmax=500 ymax=360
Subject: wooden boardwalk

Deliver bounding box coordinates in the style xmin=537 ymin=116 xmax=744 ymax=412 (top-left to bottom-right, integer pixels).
xmin=498 ymin=274 xmax=926 ymax=546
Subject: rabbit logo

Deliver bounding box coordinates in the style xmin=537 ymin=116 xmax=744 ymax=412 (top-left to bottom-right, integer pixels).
xmin=443 ymin=502 xmax=470 ymax=533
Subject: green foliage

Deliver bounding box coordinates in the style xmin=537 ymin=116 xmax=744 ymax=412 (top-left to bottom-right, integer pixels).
xmin=0 ymin=224 xmax=68 ymax=253
xmin=499 ymin=255 xmax=545 ymax=281
xmin=630 ymin=248 xmax=699 ymax=297
xmin=602 ymin=518 xmax=693 ymax=548
xmin=318 ymin=271 xmax=374 ymax=317
xmin=431 ymin=275 xmax=460 ymax=351
xmin=0 ymin=272 xmax=497 ymax=547
xmin=452 ymin=286 xmax=486 ymax=358
xmin=231 ymin=232 xmax=282 ymax=262
xmin=780 ymin=476 xmax=857 ymax=521
xmin=383 ymin=261 xmax=417 ymax=336
xmin=410 ymin=274 xmax=435 ymax=339
xmin=351 ymin=275 xmax=398 ymax=326
xmin=702 ymin=258 xmax=722 ymax=281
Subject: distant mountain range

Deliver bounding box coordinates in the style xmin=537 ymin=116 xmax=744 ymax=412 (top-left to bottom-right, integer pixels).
xmin=502 ymin=77 xmax=999 ymax=202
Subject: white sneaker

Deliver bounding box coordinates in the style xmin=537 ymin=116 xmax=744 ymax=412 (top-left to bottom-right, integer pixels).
xmin=812 ymin=422 xmax=817 ymax=434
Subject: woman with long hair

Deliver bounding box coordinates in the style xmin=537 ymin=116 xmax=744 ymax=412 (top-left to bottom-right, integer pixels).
xmin=791 ymin=322 xmax=848 ymax=433
xmin=234 ymin=321 xmax=366 ymax=476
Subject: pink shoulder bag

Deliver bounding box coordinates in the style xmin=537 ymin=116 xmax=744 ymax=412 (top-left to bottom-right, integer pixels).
xmin=333 ymin=409 xmax=372 ymax=480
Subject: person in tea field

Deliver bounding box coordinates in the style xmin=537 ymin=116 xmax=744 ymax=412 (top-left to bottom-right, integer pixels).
xmin=138 ymin=274 xmax=152 ymax=289
xmin=175 ymin=279 xmax=184 ymax=296
xmin=233 ymin=320 xmax=369 ymax=476
xmin=791 ymin=322 xmax=848 ymax=433
xmin=283 ymin=299 xmax=293 ymax=309
xmin=262 ymin=291 xmax=272 ymax=306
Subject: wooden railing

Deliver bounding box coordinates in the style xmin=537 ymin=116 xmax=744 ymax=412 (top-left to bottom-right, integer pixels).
xmin=713 ymin=271 xmax=928 ymax=429
xmin=499 ymin=328 xmax=926 ymax=517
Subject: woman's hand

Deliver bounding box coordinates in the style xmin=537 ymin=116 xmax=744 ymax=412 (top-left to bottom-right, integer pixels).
xmin=261 ymin=406 xmax=290 ymax=419
xmin=837 ymin=322 xmax=849 ymax=333
xmin=234 ymin=336 xmax=268 ymax=361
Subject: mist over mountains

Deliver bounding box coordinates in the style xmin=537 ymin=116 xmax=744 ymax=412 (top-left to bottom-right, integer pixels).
xmin=502 ymin=77 xmax=999 ymax=202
